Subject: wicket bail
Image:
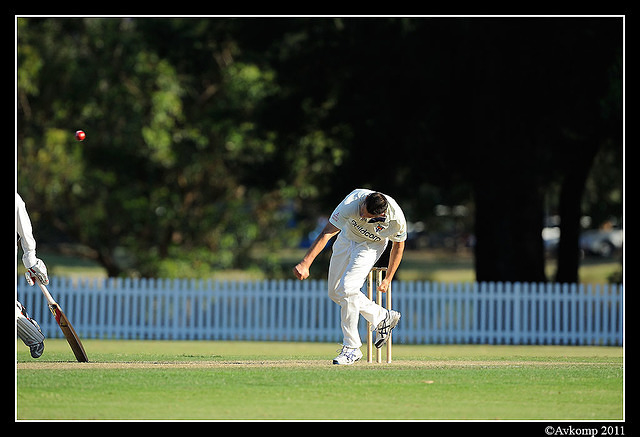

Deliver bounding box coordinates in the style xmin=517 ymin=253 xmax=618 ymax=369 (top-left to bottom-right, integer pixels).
xmin=366 ymin=267 xmax=392 ymax=363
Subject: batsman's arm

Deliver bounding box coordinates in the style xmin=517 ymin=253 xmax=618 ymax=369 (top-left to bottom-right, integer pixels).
xmin=378 ymin=240 xmax=405 ymax=292
xmin=293 ymin=222 xmax=340 ymax=280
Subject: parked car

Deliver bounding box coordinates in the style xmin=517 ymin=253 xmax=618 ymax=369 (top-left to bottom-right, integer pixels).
xmin=542 ymin=227 xmax=561 ymax=253
xmin=579 ymin=227 xmax=623 ymax=257
xmin=543 ymin=225 xmax=623 ymax=258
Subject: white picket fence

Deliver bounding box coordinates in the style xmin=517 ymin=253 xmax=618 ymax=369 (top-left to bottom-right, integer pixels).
xmin=17 ymin=276 xmax=623 ymax=346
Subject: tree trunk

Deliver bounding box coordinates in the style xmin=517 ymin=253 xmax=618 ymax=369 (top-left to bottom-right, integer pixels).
xmin=97 ymin=248 xmax=122 ymax=278
xmin=554 ymin=140 xmax=600 ymax=283
xmin=474 ymin=175 xmax=547 ymax=283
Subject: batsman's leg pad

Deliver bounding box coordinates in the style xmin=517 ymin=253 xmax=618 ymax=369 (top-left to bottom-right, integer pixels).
xmin=16 ymin=301 xmax=45 ymax=346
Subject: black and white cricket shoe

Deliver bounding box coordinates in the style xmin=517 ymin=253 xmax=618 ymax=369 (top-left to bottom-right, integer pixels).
xmin=374 ymin=310 xmax=401 ymax=348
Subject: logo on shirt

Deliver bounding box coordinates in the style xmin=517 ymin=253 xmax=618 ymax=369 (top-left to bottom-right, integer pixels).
xmin=350 ymin=220 xmax=382 ymax=242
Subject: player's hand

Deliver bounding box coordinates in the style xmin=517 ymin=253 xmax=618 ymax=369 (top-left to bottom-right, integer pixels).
xmin=377 ymin=278 xmax=391 ymax=293
xmin=293 ymin=263 xmax=310 ymax=280
xmin=25 ymin=258 xmax=49 ymax=286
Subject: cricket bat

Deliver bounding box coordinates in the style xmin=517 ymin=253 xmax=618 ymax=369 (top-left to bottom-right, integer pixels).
xmin=37 ymin=279 xmax=88 ymax=362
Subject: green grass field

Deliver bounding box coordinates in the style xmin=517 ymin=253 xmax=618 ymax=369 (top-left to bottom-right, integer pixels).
xmin=16 ymin=339 xmax=623 ymax=421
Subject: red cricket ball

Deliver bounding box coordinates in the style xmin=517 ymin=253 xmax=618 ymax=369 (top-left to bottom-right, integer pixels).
xmin=75 ymin=130 xmax=86 ymax=141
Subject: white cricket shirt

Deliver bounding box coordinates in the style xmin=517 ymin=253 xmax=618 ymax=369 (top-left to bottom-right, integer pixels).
xmin=329 ymin=189 xmax=407 ymax=244
xmin=16 ymin=193 xmax=38 ymax=268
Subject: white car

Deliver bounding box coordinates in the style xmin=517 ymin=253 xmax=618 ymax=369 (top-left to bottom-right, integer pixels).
xmin=542 ymin=227 xmax=561 ymax=252
xmin=579 ymin=228 xmax=623 ymax=257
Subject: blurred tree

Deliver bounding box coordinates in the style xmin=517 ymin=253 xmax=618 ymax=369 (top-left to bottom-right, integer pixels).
xmin=552 ymin=23 xmax=622 ymax=283
xmin=18 ymin=18 xmax=289 ymax=276
xmin=17 ymin=17 xmax=622 ymax=282
xmin=246 ymin=17 xmax=621 ymax=282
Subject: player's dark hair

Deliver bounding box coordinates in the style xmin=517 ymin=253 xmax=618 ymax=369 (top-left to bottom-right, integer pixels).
xmin=365 ymin=192 xmax=388 ymax=216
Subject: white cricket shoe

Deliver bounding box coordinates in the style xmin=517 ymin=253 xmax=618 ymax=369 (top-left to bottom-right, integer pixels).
xmin=332 ymin=345 xmax=363 ymax=365
xmin=374 ymin=310 xmax=401 ymax=348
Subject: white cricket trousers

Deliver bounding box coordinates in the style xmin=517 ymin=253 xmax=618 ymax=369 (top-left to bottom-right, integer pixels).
xmin=328 ymin=232 xmax=389 ymax=348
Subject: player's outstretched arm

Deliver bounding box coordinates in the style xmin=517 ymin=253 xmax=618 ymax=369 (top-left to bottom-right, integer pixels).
xmin=293 ymin=222 xmax=340 ymax=280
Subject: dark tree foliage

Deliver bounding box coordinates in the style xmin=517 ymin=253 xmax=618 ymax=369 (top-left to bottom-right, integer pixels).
xmin=17 ymin=17 xmax=622 ymax=281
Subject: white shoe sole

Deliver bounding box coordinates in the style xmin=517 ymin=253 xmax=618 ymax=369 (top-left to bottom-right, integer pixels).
xmin=332 ymin=356 xmax=361 ymax=365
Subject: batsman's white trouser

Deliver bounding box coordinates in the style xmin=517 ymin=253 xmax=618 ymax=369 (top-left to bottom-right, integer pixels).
xmin=328 ymin=233 xmax=389 ymax=348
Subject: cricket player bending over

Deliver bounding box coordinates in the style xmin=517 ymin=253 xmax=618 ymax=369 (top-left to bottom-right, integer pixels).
xmin=293 ymin=189 xmax=406 ymax=365
xmin=16 ymin=193 xmax=49 ymax=358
